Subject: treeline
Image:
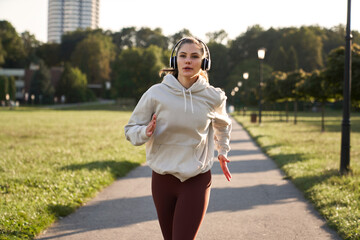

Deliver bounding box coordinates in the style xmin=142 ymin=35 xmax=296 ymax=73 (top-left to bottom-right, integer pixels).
xmin=0 ymin=20 xmax=359 ymax=106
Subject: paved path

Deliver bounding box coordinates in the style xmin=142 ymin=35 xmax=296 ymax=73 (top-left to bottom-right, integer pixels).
xmin=37 ymin=118 xmax=341 ymax=240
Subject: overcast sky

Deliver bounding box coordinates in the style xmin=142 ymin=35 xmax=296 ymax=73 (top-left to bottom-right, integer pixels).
xmin=0 ymin=0 xmax=359 ymax=43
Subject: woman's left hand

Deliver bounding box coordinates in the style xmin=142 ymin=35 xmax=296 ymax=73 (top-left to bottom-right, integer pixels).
xmin=218 ymin=155 xmax=232 ymax=181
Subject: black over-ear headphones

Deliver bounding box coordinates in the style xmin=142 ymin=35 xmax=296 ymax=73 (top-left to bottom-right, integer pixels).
xmin=169 ymin=37 xmax=211 ymax=71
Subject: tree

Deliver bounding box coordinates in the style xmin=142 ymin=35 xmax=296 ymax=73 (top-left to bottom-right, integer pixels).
xmin=264 ymin=71 xmax=286 ymax=103
xmin=228 ymin=25 xmax=265 ymax=65
xmin=286 ymin=46 xmax=299 ymax=71
xmin=29 ymin=60 xmax=54 ymax=104
xmin=8 ymin=76 xmax=16 ymax=101
xmin=320 ymin=25 xmax=346 ymax=64
xmin=111 ymin=27 xmax=137 ymax=53
xmin=112 ymin=45 xmax=163 ymax=100
xmin=277 ymin=69 xmax=307 ymax=122
xmin=36 ymin=43 xmax=61 ymax=67
xmin=226 ymin=59 xmax=272 ymax=108
xmin=302 ymin=70 xmax=334 ymax=131
xmin=226 ymin=60 xmax=254 ymax=107
xmin=324 ymin=43 xmax=360 ymax=107
xmin=60 ymin=28 xmax=102 ymax=62
xmin=352 ymin=44 xmax=360 ymax=108
xmin=21 ymin=31 xmax=41 ymax=66
xmin=281 ymin=27 xmax=323 ymax=71
xmin=71 ymin=33 xmax=115 ymax=86
xmin=226 ymin=25 xmax=360 ymax=76
xmin=206 ymin=30 xmax=228 ymax=44
xmin=287 ymin=69 xmax=308 ymax=124
xmin=0 ymin=41 xmax=5 ymax=66
xmin=0 ymin=75 xmax=8 ymax=101
xmin=271 ymin=46 xmax=288 ymax=71
xmin=323 ymin=47 xmax=344 ymax=99
xmin=169 ymin=29 xmax=192 ymax=47
xmin=56 ymin=63 xmax=88 ymax=103
xmin=263 ymin=71 xmax=287 ymax=120
xmin=140 ymin=45 xmax=164 ymax=90
xmin=207 ymin=41 xmax=230 ymax=89
xmin=0 ymin=20 xmax=26 ymax=67
xmin=135 ymin=27 xmax=168 ymax=49
xmin=112 ymin=47 xmax=142 ymax=99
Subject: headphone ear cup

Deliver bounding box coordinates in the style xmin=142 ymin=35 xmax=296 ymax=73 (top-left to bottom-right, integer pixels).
xmin=201 ymin=58 xmax=209 ymax=71
xmin=170 ymin=56 xmax=177 ymax=69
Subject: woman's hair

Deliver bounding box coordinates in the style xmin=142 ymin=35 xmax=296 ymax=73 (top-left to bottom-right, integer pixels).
xmin=159 ymin=37 xmax=209 ymax=82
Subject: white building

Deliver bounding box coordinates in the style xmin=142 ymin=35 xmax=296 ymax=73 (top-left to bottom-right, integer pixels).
xmin=48 ymin=0 xmax=100 ymax=43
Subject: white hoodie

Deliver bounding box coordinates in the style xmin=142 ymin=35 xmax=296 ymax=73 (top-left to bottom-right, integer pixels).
xmin=125 ymin=74 xmax=232 ymax=182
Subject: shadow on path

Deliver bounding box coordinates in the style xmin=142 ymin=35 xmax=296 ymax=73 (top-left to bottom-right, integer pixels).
xmin=37 ymin=118 xmax=340 ymax=240
xmin=60 ymin=159 xmax=141 ymax=179
xmin=38 ymin=182 xmax=302 ymax=240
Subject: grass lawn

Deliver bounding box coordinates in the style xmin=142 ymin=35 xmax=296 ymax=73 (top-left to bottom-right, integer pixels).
xmin=0 ymin=104 xmax=145 ymax=239
xmin=233 ymin=110 xmax=360 ymax=240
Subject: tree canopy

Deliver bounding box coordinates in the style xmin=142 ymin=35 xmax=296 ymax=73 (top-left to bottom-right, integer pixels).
xmin=0 ymin=20 xmax=26 ymax=68
xmin=1 ymin=20 xmax=360 ymax=108
xmin=71 ymin=33 xmax=115 ymax=84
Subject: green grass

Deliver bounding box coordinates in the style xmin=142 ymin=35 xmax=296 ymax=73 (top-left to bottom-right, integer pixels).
xmin=0 ymin=105 xmax=145 ymax=239
xmin=233 ymin=110 xmax=360 ymax=240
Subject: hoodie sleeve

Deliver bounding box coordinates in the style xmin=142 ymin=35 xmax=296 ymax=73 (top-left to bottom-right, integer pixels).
xmin=213 ymin=92 xmax=232 ymax=158
xmin=124 ymin=89 xmax=154 ymax=146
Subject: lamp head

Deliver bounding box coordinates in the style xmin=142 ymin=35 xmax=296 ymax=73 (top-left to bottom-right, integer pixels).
xmin=257 ymin=48 xmax=266 ymax=60
xmin=243 ymin=72 xmax=249 ymax=79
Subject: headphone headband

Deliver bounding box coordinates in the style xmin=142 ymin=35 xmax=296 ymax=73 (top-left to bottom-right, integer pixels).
xmin=169 ymin=37 xmax=211 ymax=71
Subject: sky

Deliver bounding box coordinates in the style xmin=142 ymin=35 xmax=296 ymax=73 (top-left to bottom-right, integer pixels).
xmin=0 ymin=0 xmax=359 ymax=43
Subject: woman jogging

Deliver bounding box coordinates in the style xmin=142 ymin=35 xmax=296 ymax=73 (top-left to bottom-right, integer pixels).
xmin=125 ymin=36 xmax=232 ymax=240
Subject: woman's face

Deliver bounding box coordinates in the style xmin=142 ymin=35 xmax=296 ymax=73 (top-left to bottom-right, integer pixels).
xmin=177 ymin=43 xmax=203 ymax=80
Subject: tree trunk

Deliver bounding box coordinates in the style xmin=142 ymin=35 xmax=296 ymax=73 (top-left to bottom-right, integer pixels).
xmin=286 ymin=101 xmax=289 ymax=122
xmin=321 ymin=101 xmax=325 ymax=132
xmin=294 ymin=100 xmax=298 ymax=125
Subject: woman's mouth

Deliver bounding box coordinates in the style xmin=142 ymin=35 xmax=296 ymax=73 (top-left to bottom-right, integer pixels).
xmin=183 ymin=67 xmax=192 ymax=70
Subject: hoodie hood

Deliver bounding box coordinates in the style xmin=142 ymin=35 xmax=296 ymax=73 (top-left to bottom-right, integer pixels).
xmin=162 ymin=74 xmax=209 ymax=93
xmin=161 ymin=74 xmax=209 ymax=113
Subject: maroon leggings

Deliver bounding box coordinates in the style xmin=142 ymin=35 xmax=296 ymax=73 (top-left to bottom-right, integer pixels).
xmin=151 ymin=170 xmax=212 ymax=240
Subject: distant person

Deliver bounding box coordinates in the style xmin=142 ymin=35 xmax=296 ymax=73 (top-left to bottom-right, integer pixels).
xmin=61 ymin=95 xmax=66 ymax=104
xmin=125 ymin=37 xmax=232 ymax=240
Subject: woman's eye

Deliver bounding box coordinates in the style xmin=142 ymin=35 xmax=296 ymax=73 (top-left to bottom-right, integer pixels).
xmin=192 ymin=55 xmax=200 ymax=58
xmin=179 ymin=54 xmax=186 ymax=58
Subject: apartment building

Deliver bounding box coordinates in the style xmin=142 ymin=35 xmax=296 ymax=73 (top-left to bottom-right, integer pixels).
xmin=48 ymin=0 xmax=100 ymax=43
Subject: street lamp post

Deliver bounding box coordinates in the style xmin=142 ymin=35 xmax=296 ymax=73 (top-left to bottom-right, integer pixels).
xmin=340 ymin=0 xmax=352 ymax=174
xmin=257 ymin=48 xmax=266 ymax=124
xmin=242 ymin=72 xmax=249 ymax=116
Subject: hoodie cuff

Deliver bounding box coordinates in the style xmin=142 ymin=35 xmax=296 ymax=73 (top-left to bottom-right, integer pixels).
xmin=140 ymin=126 xmax=150 ymax=142
xmin=218 ymin=150 xmax=228 ymax=159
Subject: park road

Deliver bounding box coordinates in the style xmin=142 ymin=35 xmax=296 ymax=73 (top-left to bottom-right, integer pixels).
xmin=37 ymin=118 xmax=341 ymax=240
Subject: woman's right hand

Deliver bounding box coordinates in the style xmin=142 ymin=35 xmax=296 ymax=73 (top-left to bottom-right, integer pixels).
xmin=146 ymin=114 xmax=157 ymax=137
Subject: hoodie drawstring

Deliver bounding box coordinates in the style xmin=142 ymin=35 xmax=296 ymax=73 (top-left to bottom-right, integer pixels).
xmin=189 ymin=89 xmax=194 ymax=113
xmin=182 ymin=88 xmax=194 ymax=114
xmin=182 ymin=88 xmax=187 ymax=112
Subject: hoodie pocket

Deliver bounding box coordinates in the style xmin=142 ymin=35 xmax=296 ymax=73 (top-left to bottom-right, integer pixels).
xmin=194 ymin=135 xmax=213 ymax=168
xmin=150 ymin=144 xmax=205 ymax=174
